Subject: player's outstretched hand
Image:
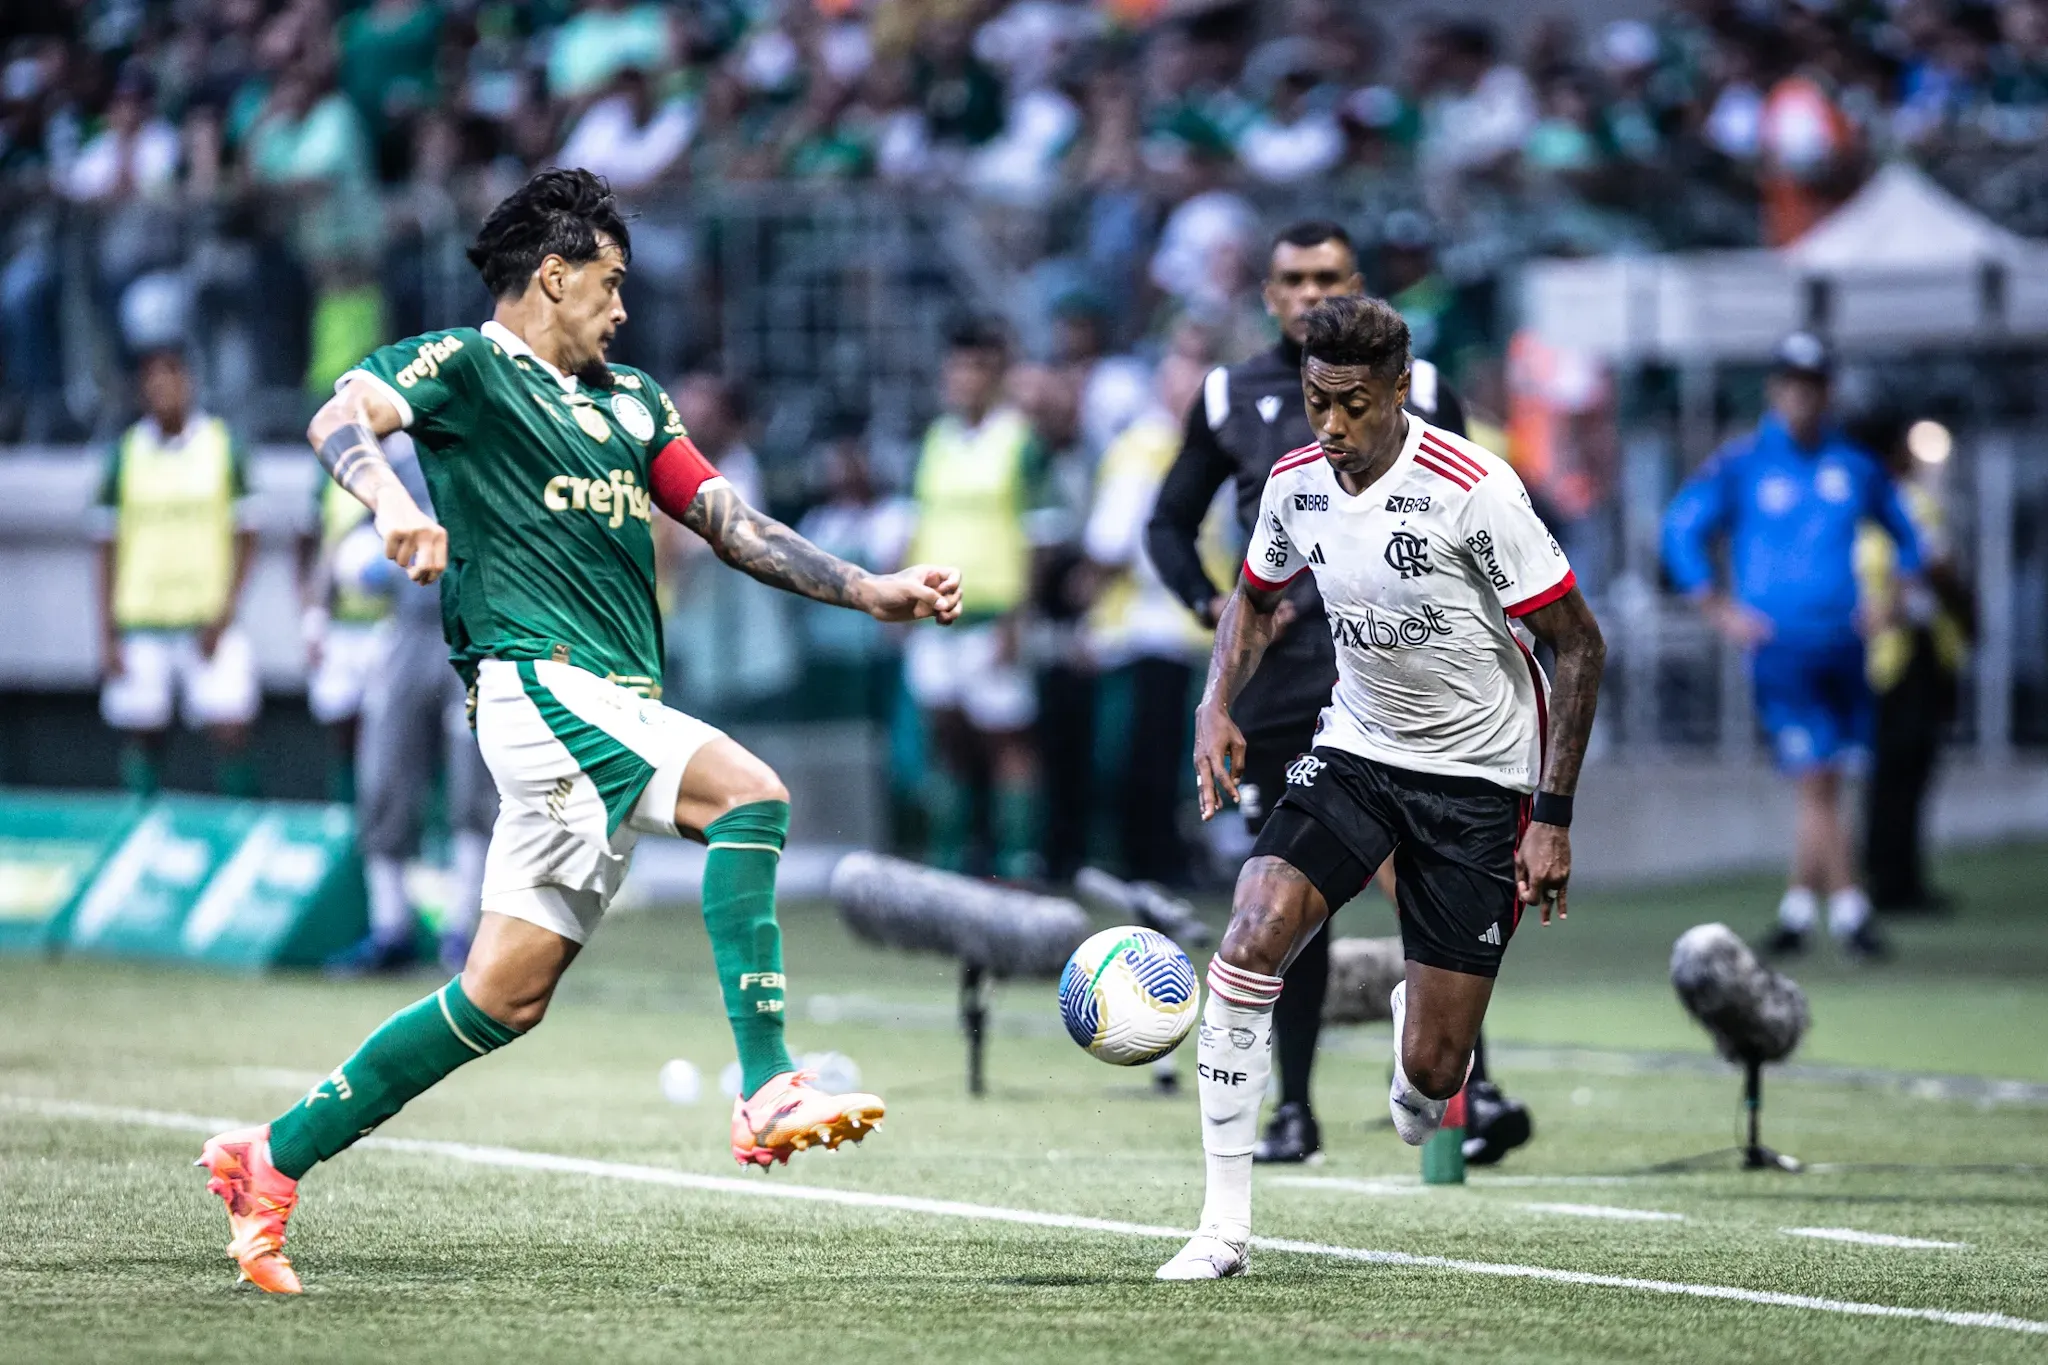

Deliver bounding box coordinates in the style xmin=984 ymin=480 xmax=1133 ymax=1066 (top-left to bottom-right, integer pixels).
xmin=864 ymin=565 xmax=963 ymax=624
xmin=1192 ymin=701 xmax=1246 ymax=822
xmin=377 ymin=501 xmax=448 ymax=585
xmin=1516 ymin=822 xmax=1571 ymax=925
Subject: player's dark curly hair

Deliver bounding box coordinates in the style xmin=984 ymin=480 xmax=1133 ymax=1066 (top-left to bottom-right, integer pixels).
xmin=1300 ymin=295 xmax=1410 ymax=385
xmin=466 ymin=168 xmax=633 ymax=300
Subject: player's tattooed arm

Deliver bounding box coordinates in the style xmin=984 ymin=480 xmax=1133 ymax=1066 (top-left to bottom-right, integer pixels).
xmin=1191 ymin=577 xmax=1288 ymax=820
xmin=1519 ymin=586 xmax=1606 ymax=799
xmin=306 ymin=379 xmax=447 ymax=585
xmin=1515 ymin=585 xmax=1607 ymax=922
xmin=682 ymin=482 xmax=962 ymax=623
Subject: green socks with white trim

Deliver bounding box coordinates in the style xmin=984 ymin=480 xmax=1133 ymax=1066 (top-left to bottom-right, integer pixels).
xmin=266 ymin=976 xmax=521 ymax=1180
xmin=701 ymin=800 xmax=796 ymax=1097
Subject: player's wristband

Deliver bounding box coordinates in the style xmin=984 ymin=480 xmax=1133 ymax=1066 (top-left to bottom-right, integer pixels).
xmin=1531 ymin=791 xmax=1573 ymax=828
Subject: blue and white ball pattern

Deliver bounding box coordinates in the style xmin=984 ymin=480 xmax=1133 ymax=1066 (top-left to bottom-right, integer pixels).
xmin=1059 ymin=926 xmax=1198 ymax=1065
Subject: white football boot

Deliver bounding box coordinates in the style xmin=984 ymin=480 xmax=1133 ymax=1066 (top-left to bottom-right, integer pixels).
xmin=1156 ymin=1228 xmax=1250 ymax=1280
xmin=1388 ymin=981 xmax=1448 ymax=1146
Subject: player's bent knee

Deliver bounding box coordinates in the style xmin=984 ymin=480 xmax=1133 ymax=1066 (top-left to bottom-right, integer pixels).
xmin=1402 ymin=1038 xmax=1469 ymax=1100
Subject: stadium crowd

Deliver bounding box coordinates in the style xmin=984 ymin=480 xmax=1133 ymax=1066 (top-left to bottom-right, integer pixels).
xmin=7 ymin=0 xmax=2048 ymax=440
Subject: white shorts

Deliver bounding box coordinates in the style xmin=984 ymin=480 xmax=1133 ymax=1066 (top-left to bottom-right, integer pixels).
xmin=904 ymin=622 xmax=1036 ymax=731
xmin=307 ymin=620 xmax=387 ymax=725
xmin=473 ymin=658 xmax=724 ymax=944
xmin=100 ymin=628 xmax=260 ymax=732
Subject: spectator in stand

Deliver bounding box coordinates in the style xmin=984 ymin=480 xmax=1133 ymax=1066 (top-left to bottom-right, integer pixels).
xmin=1415 ymin=19 xmax=1536 ymax=214
xmin=1757 ymin=26 xmax=1863 ymax=246
xmin=336 ymin=0 xmax=440 ymax=139
xmin=547 ymin=0 xmax=676 ymax=103
xmin=60 ymin=67 xmax=178 ymax=203
xmin=555 ymin=66 xmax=697 ymax=192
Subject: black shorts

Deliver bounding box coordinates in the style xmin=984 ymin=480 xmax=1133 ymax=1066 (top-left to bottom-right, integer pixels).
xmin=1249 ymin=747 xmax=1531 ymax=977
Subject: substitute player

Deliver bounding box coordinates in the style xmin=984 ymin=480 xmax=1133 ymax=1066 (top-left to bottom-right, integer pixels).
xmin=1157 ymin=296 xmax=1604 ymax=1280
xmin=1144 ymin=220 xmax=1531 ymax=1167
xmin=197 ymin=170 xmax=962 ymax=1294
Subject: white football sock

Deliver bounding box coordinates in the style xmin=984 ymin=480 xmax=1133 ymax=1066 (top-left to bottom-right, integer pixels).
xmin=1777 ymin=886 xmax=1819 ymax=934
xmin=1826 ymin=886 xmax=1871 ymax=937
xmin=1388 ymin=980 xmax=1448 ymax=1145
xmin=1195 ymin=959 xmax=1282 ymax=1239
xmin=366 ymin=855 xmax=412 ymax=942
xmin=447 ymin=831 xmax=489 ymax=940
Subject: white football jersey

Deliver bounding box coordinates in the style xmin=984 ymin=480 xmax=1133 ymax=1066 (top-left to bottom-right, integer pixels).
xmin=1243 ymin=413 xmax=1574 ymax=792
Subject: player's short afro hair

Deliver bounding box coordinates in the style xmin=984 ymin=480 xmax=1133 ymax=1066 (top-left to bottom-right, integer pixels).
xmin=466 ymin=168 xmax=632 ymax=301
xmin=1300 ymin=295 xmax=1411 ymax=385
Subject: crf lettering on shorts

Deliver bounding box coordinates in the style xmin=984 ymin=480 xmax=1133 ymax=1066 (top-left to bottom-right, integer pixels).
xmin=394 ymin=335 xmax=463 ymax=388
xmin=1465 ymin=529 xmax=1513 ymax=591
xmin=543 ymin=470 xmax=655 ymax=529
xmin=1328 ymin=604 xmax=1453 ymax=650
xmin=1196 ymin=1064 xmax=1250 ymax=1085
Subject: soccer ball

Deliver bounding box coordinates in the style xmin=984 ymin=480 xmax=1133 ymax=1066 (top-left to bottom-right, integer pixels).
xmin=1059 ymin=926 xmax=1198 ymax=1065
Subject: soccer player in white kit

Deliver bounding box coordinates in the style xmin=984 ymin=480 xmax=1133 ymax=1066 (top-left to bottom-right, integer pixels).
xmin=1158 ymin=295 xmax=1607 ymax=1279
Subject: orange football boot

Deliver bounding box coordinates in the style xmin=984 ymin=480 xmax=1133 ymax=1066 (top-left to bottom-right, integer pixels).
xmin=730 ymin=1070 xmax=884 ymax=1168
xmin=196 ymin=1125 xmax=303 ymax=1293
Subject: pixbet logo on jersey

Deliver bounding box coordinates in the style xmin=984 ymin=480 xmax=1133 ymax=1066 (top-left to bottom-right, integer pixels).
xmin=1328 ymin=603 xmax=1453 ymax=650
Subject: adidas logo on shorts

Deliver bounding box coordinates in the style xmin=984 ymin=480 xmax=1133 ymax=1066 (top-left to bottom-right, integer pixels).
xmin=1477 ymin=922 xmax=1503 ymax=946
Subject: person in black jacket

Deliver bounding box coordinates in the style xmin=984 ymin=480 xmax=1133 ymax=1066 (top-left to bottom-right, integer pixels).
xmin=1145 ymin=220 xmax=1532 ymax=1166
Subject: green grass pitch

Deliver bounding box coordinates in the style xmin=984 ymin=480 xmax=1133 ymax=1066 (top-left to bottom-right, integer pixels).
xmin=5 ymin=844 xmax=2048 ymax=1364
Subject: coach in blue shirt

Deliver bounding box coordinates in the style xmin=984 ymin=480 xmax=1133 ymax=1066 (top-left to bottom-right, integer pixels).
xmin=1663 ymin=333 xmax=1923 ymax=960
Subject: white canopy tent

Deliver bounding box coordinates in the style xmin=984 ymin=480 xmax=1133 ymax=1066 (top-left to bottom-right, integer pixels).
xmin=1522 ymin=162 xmax=2048 ymax=362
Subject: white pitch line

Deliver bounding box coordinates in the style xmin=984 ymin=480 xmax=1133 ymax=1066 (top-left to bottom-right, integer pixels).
xmin=1267 ymin=1175 xmax=1428 ymax=1197
xmin=1524 ymin=1203 xmax=1686 ymax=1222
xmin=1783 ymin=1227 xmax=1972 ymax=1250
xmin=2 ymin=1095 xmax=2037 ymax=1338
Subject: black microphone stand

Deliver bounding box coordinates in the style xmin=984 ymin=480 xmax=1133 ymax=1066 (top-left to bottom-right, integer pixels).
xmin=1644 ymin=1055 xmax=1802 ymax=1173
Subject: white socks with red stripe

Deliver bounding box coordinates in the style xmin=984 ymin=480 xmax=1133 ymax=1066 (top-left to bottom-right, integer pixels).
xmin=1195 ymin=958 xmax=1283 ymax=1240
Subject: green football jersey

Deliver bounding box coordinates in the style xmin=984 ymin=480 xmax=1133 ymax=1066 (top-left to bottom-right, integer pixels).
xmin=347 ymin=320 xmax=688 ymax=694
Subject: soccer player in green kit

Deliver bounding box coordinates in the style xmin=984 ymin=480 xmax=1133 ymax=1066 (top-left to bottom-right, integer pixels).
xmin=197 ymin=170 xmax=963 ymax=1293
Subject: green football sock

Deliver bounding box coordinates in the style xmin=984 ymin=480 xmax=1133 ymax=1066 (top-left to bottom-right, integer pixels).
xmin=993 ymin=780 xmax=1040 ymax=881
xmin=923 ymin=770 xmax=970 ymax=871
xmin=701 ymin=800 xmax=795 ymax=1097
xmin=266 ymin=977 xmax=520 ymax=1180
xmin=217 ymin=753 xmax=259 ymax=799
xmin=118 ymin=740 xmax=159 ymax=799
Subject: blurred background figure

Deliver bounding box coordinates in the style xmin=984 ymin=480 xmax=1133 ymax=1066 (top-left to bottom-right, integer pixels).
xmin=299 ymin=473 xmax=389 ymax=802
xmin=94 ymin=347 xmax=258 ymax=799
xmin=1851 ymin=410 xmax=1975 ymax=916
xmin=1075 ymin=346 xmax=1216 ymax=887
xmin=664 ymin=372 xmax=798 ymax=714
xmin=1662 ymin=334 xmax=1923 ymax=962
xmin=326 ymin=433 xmax=494 ymax=977
xmin=904 ymin=318 xmax=1043 ymax=878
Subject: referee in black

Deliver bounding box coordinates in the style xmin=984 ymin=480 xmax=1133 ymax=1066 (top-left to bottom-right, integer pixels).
xmin=1145 ymin=220 xmax=1533 ymax=1164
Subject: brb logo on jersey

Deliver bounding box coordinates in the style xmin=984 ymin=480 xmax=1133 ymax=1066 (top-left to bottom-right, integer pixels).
xmin=1385 ymin=494 xmax=1431 ymax=513
xmin=1294 ymin=493 xmax=1330 ymax=512
xmin=1384 ymin=531 xmax=1433 ymax=578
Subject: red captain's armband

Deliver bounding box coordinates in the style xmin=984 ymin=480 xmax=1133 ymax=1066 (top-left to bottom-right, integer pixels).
xmin=649 ymin=436 xmax=722 ymax=518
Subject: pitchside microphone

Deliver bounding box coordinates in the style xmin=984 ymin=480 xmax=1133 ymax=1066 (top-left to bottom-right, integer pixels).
xmin=1669 ymin=923 xmax=1810 ymax=1171
xmin=830 ymin=852 xmax=1091 ymax=1096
